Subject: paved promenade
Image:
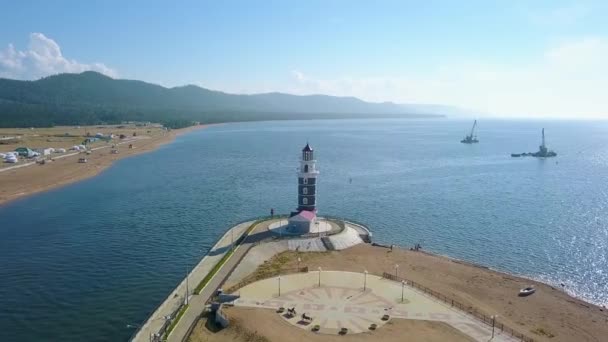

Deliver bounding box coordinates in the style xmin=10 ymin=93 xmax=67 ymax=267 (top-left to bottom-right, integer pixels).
xmin=131 ymin=220 xmax=253 ymax=342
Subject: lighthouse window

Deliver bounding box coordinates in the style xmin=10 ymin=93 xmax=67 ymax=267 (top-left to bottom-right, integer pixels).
xmin=304 ymin=165 xmax=309 ymax=173
xmin=303 ymin=198 xmax=308 ymax=205
xmin=303 ymin=178 xmax=308 ymax=184
xmin=303 ymin=187 xmax=308 ymax=194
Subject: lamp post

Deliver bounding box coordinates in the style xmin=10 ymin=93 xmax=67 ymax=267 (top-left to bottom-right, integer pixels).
xmin=318 ymin=267 xmax=322 ymax=287
xmin=297 ymin=257 xmax=301 ymax=271
xmin=363 ymin=270 xmax=368 ymax=291
xmin=394 ymin=264 xmax=399 ymax=278
xmin=401 ymin=280 xmax=405 ymax=302
xmin=278 ymin=275 xmax=281 ymax=297
xmin=491 ymin=315 xmax=498 ymax=338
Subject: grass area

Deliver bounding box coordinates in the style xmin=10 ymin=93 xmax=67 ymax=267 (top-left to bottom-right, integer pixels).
xmin=225 ymin=250 xmax=329 ymax=293
xmin=223 ymin=318 xmax=270 ymax=342
xmin=193 ymin=248 xmax=235 ymax=295
xmin=193 ymin=220 xmax=263 ymax=295
xmin=244 ymin=219 xmax=261 ymax=235
xmin=163 ymin=303 xmax=189 ymax=341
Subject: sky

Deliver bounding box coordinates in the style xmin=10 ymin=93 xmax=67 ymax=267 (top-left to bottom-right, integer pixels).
xmin=0 ymin=0 xmax=607 ymax=118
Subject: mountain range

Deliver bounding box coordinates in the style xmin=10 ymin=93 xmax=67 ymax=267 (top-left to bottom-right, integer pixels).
xmin=0 ymin=71 xmax=462 ymax=128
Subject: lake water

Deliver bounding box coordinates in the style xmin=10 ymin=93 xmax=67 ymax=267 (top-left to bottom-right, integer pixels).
xmin=1 ymin=119 xmax=608 ymax=341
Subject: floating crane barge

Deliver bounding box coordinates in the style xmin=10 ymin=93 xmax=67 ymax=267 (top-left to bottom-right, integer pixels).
xmin=511 ymin=128 xmax=557 ymax=158
xmin=460 ymin=120 xmax=479 ymax=144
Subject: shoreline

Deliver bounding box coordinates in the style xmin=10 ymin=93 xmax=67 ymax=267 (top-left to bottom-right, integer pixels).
xmin=376 ymin=242 xmax=605 ymax=309
xmin=414 ymin=248 xmax=606 ymax=311
xmin=0 ymin=124 xmax=211 ymax=207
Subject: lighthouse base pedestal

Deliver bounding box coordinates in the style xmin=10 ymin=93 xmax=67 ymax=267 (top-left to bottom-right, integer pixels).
xmin=268 ymin=219 xmax=334 ymax=236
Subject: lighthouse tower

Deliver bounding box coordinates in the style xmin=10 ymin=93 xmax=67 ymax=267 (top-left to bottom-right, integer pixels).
xmin=297 ymin=143 xmax=319 ymax=212
xmin=288 ymin=143 xmax=319 ymax=233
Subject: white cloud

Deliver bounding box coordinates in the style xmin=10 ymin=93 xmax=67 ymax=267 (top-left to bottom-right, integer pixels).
xmin=0 ymin=33 xmax=117 ymax=79
xmin=288 ymin=38 xmax=608 ymax=118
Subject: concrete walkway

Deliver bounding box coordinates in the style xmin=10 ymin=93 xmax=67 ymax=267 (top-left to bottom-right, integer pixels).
xmin=224 ymin=240 xmax=289 ymax=289
xmin=165 ymin=219 xmax=276 ymax=342
xmin=234 ymin=271 xmax=518 ymax=342
xmin=131 ymin=220 xmax=252 ymax=342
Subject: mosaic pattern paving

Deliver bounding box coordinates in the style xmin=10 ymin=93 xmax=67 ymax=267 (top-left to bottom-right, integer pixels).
xmin=238 ymin=286 xmax=392 ymax=333
xmin=233 ymin=271 xmax=517 ymax=341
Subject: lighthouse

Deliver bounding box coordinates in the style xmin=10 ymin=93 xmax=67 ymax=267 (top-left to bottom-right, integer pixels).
xmin=288 ymin=143 xmax=319 ymax=233
xmin=297 ymin=143 xmax=319 ymax=212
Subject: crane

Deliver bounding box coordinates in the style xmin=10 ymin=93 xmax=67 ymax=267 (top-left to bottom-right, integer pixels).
xmin=460 ymin=120 xmax=479 ymax=144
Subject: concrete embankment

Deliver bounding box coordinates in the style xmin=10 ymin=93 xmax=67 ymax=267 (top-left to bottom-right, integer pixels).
xmin=165 ymin=218 xmax=277 ymax=342
xmin=130 ymin=220 xmax=253 ymax=342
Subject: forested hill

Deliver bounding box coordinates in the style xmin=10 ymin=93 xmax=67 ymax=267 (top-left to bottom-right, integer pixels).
xmin=0 ymin=71 xmax=444 ymax=128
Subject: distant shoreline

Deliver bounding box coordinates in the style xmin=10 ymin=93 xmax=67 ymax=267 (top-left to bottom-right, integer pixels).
xmin=0 ymin=124 xmax=211 ymax=206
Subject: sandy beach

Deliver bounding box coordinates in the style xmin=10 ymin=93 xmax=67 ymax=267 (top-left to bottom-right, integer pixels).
xmin=0 ymin=124 xmax=209 ymax=206
xmin=191 ymin=243 xmax=608 ymax=342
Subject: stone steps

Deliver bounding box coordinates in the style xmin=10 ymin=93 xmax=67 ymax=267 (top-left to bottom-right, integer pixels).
xmin=320 ymin=236 xmax=335 ymax=250
xmin=288 ymin=238 xmax=327 ymax=252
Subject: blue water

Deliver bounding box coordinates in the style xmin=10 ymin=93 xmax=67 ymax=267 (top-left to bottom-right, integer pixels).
xmin=1 ymin=119 xmax=608 ymax=341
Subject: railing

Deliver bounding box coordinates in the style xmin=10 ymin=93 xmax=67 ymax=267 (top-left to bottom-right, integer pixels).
xmin=263 ymin=215 xmax=346 ymax=239
xmin=382 ymin=272 xmax=535 ymax=342
xmin=321 ymin=215 xmax=373 ymax=242
xmin=158 ymin=302 xmax=188 ymax=341
xmin=128 ymin=292 xmax=174 ymax=342
xmin=238 ymin=214 xmax=371 ymax=242
xmin=321 ymin=214 xmax=370 ymax=230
